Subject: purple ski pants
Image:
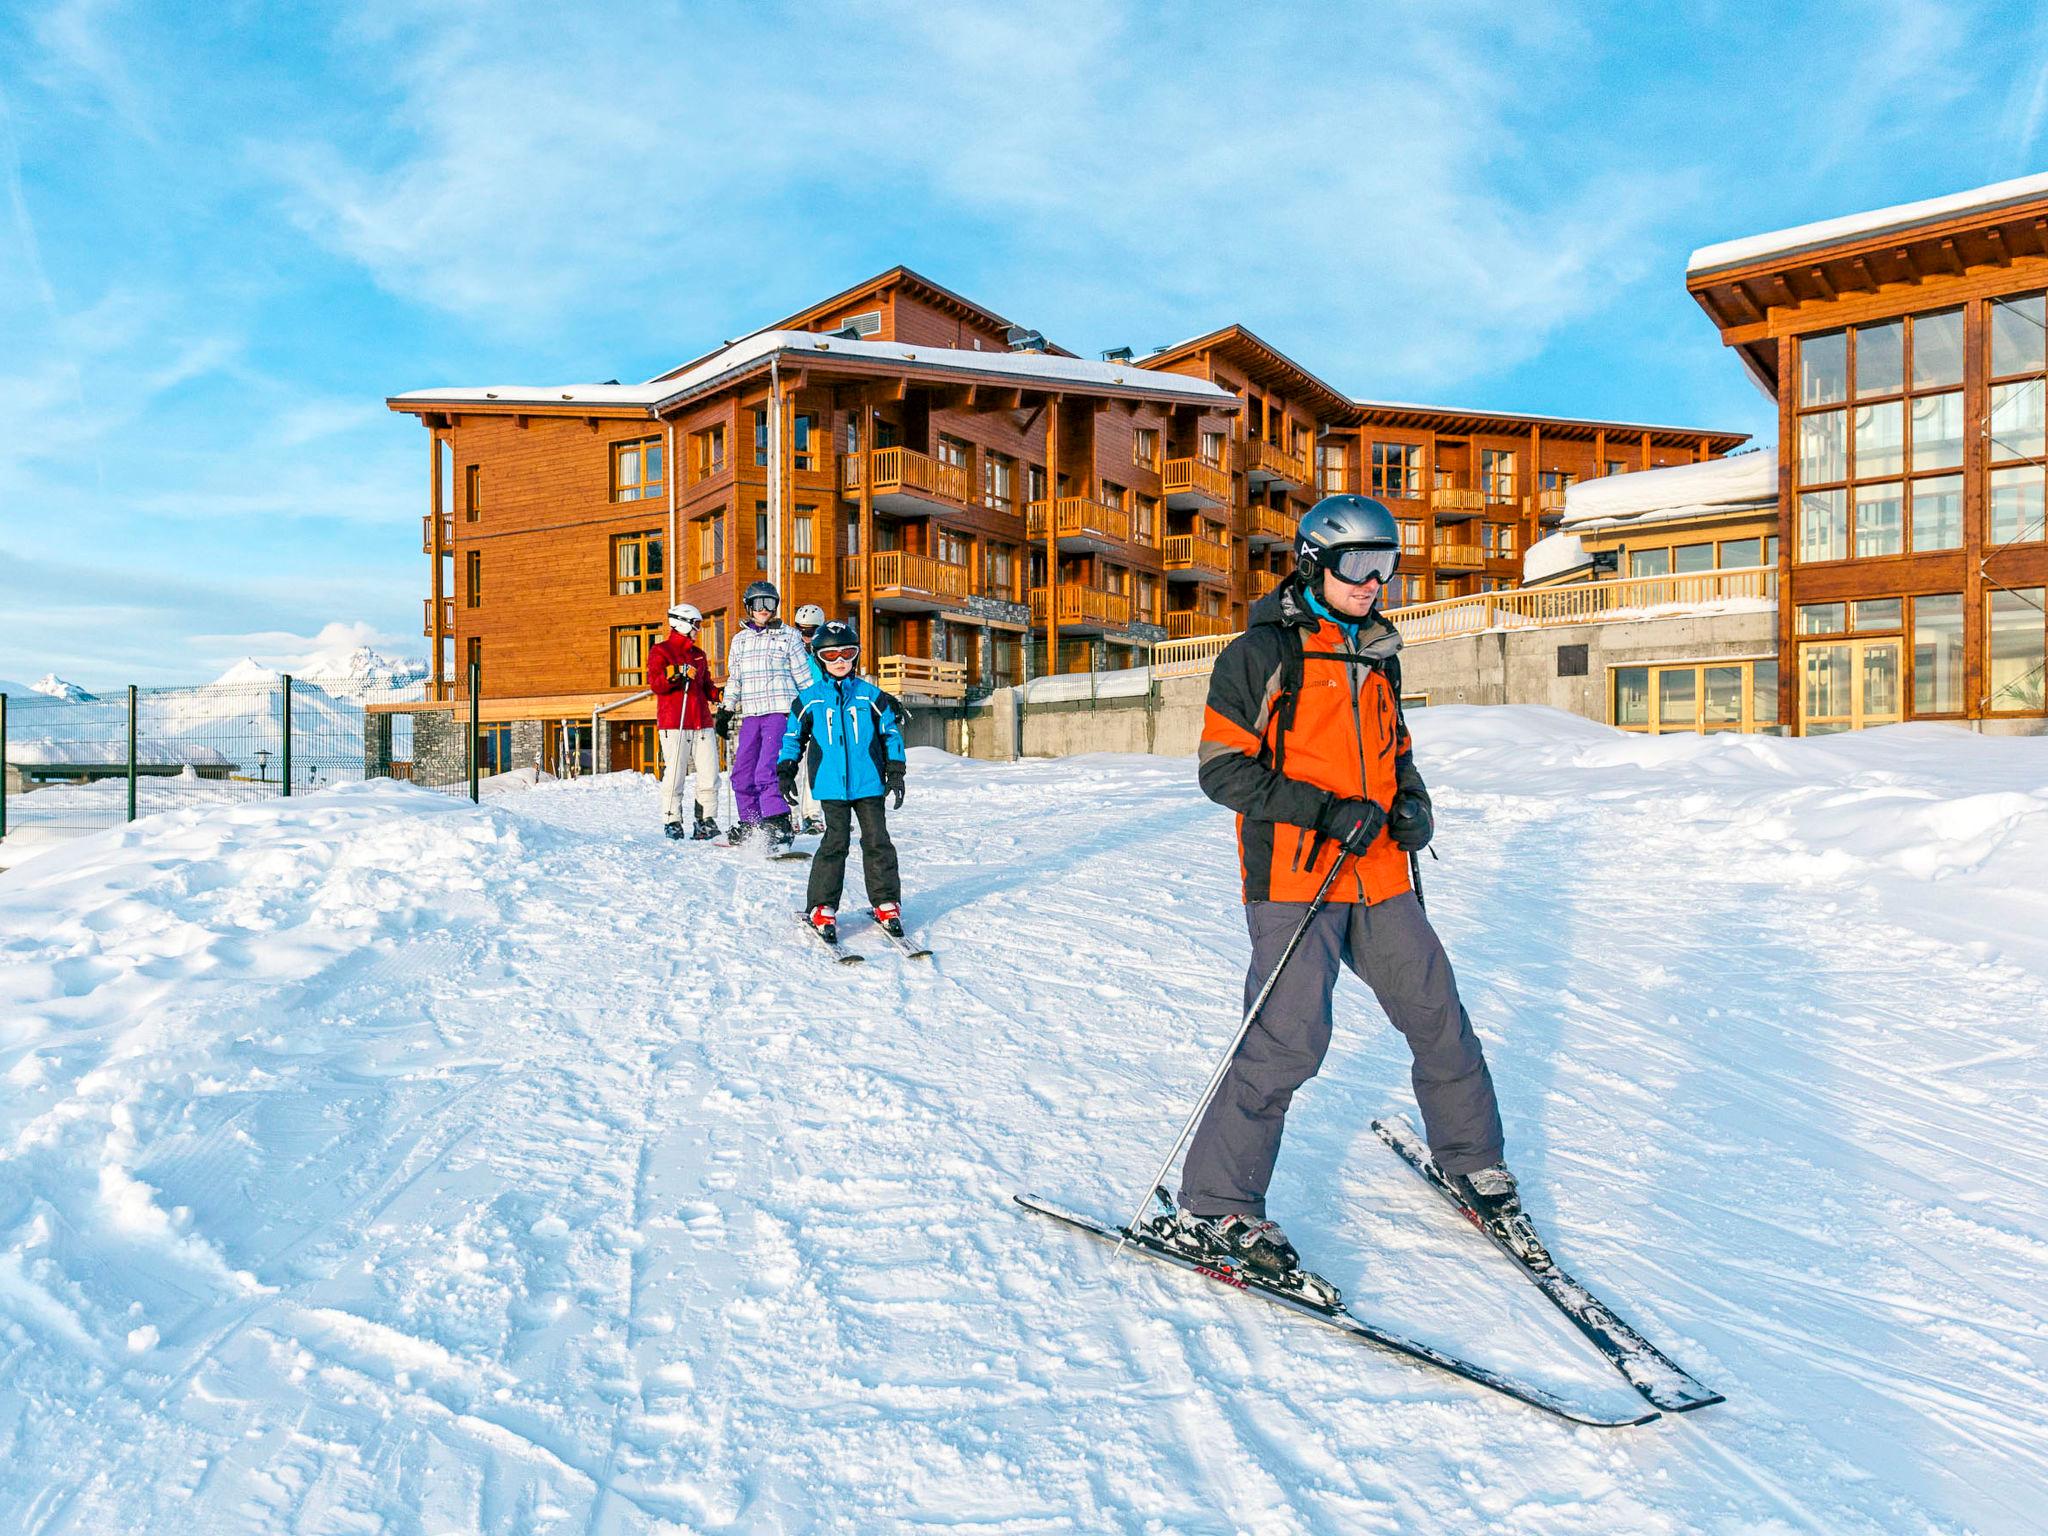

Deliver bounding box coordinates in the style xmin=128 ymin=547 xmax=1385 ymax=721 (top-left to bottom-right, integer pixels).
xmin=732 ymin=712 xmax=791 ymax=824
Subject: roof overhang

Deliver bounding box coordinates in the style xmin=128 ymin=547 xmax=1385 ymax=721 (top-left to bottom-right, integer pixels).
xmin=1143 ymin=325 xmax=1358 ymax=422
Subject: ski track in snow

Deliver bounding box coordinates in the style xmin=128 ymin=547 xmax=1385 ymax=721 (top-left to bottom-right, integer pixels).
xmin=0 ymin=707 xmax=2044 ymax=1534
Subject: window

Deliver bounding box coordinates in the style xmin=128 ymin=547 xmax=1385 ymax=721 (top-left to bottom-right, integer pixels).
xmin=1912 ymin=594 xmax=1964 ymax=715
xmin=1614 ymin=658 xmax=1780 ymax=734
xmin=1317 ymin=442 xmax=1346 ymax=494
xmin=1538 ymin=469 xmax=1577 ymax=492
xmin=1398 ymin=520 xmax=1422 ymax=554
xmin=1988 ymin=297 xmax=2046 ymax=548
xmin=612 ymin=623 xmax=664 ymax=687
xmin=937 ymin=435 xmax=970 ymax=471
xmin=1719 ymin=537 xmax=1763 ymax=568
xmin=792 ymin=507 xmax=815 ymax=574
xmin=1480 ymin=449 xmax=1517 ymax=502
xmin=985 ymin=542 xmax=1016 ymax=600
xmin=694 ymin=425 xmax=727 ymax=479
xmin=464 ymin=464 xmax=481 ymax=522
xmin=753 ymin=410 xmax=769 ymax=467
xmin=1987 ymin=587 xmax=2046 ymax=713
xmin=1371 ymin=442 xmax=1420 ymax=499
xmin=843 ymin=513 xmax=859 ymax=557
xmin=792 ymin=414 xmax=815 ymax=471
xmin=706 ymin=609 xmax=727 ymax=663
xmin=612 ymin=437 xmax=663 ymax=502
xmin=1797 ymin=308 xmax=1975 ymax=558
xmin=755 ymin=503 xmax=770 ymax=571
xmin=1027 ymin=465 xmax=1048 ymax=504
xmin=477 ymin=724 xmax=513 ymax=775
xmin=1133 ymin=428 xmax=1159 ymax=470
xmin=612 ymin=530 xmax=664 ymax=595
xmin=1101 ymin=481 xmax=1127 ymax=511
xmin=1497 ymin=525 xmax=1518 ymax=558
xmin=1200 ymin=430 xmax=1226 ymax=467
xmin=836 ymin=309 xmax=881 ymax=337
xmin=1853 ymin=597 xmax=1902 ymax=631
xmin=1630 ymin=547 xmax=1670 ymax=578
xmin=936 ymin=527 xmax=969 ymax=569
xmin=1798 ymin=603 xmax=1847 ymax=635
xmin=465 ymin=548 xmax=482 ymax=608
xmin=982 ymin=451 xmax=1016 ymax=512
xmin=698 ymin=511 xmax=726 ymax=579
xmin=1605 ymin=459 xmax=1629 ymax=477
xmin=1134 ymin=493 xmax=1157 ymax=544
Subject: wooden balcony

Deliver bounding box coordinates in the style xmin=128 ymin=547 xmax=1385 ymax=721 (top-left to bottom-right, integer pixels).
xmin=1165 ymin=611 xmax=1236 ymax=640
xmin=838 ymin=551 xmax=971 ymax=612
xmin=1431 ymin=542 xmax=1486 ymax=571
xmin=1163 ymin=456 xmax=1231 ymax=511
xmin=1431 ymin=486 xmax=1486 ymax=520
xmin=1242 ymin=438 xmax=1311 ymax=488
xmin=874 ymin=654 xmax=967 ymax=700
xmin=421 ymin=512 xmax=452 ymax=553
xmin=1029 ymin=585 xmax=1135 ymax=633
xmin=1163 ymin=532 xmax=1231 ymax=580
xmin=1250 ymin=568 xmax=1281 ymax=600
xmin=841 ymin=446 xmax=970 ymax=516
xmin=1243 ymin=504 xmax=1295 ymax=545
xmin=1388 ymin=565 xmax=1777 ymax=645
xmin=1027 ymin=497 xmax=1132 ymax=552
xmin=1531 ymin=487 xmax=1568 ymax=526
xmin=422 ymin=597 xmax=453 ymax=636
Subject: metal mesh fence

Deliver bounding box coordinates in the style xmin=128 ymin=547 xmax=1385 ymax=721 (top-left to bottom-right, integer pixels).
xmin=0 ymin=672 xmax=441 ymax=843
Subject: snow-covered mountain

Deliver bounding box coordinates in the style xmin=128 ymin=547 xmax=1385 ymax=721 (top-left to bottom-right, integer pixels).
xmin=0 ymin=674 xmax=97 ymax=702
xmin=210 ymin=645 xmax=427 ymax=702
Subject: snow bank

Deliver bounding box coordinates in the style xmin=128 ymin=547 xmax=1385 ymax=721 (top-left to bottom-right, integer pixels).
xmin=1521 ymin=531 xmax=1590 ymax=584
xmin=1561 ymin=449 xmax=1776 ymax=531
xmin=2 ymin=723 xmax=2045 ymax=1532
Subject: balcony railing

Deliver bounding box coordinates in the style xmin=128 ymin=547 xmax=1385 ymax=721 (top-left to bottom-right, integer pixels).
xmin=1390 ymin=565 xmax=1778 ymax=644
xmin=1162 ymin=456 xmax=1231 ymax=508
xmin=842 ymin=446 xmax=970 ymax=508
xmin=1165 ymin=611 xmax=1235 ymax=640
xmin=1243 ymin=504 xmax=1295 ymax=543
xmin=1242 ymin=437 xmax=1311 ymax=487
xmin=838 ymin=551 xmax=970 ymax=605
xmin=1431 ymin=486 xmax=1486 ymax=517
xmin=1431 ymin=542 xmax=1486 ymax=569
xmin=1026 ymin=497 xmax=1132 ymax=547
xmin=1163 ymin=532 xmax=1231 ymax=574
xmin=421 ymin=512 xmax=452 ymax=553
xmin=1250 ymin=569 xmax=1281 ymax=599
xmin=1029 ymin=585 xmax=1134 ymax=629
xmin=874 ymin=654 xmax=967 ymax=700
xmin=422 ymin=597 xmax=453 ymax=636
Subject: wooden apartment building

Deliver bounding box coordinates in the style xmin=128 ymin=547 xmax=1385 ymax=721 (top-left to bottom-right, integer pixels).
xmin=1689 ymin=172 xmax=2048 ymax=733
xmin=388 ymin=267 xmax=1742 ymax=769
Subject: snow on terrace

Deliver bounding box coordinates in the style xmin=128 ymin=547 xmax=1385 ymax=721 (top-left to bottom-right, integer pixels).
xmin=1558 ymin=448 xmax=1777 ymax=534
xmin=1688 ymin=169 xmax=2048 ymax=274
xmin=2 ymin=715 xmax=2046 ymax=1531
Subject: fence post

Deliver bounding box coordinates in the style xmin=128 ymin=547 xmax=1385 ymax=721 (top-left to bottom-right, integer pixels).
xmin=468 ymin=660 xmax=481 ymax=803
xmin=281 ymin=674 xmax=293 ymax=798
xmin=127 ymin=684 xmax=138 ymax=823
xmin=1 ymin=692 xmax=8 ymax=842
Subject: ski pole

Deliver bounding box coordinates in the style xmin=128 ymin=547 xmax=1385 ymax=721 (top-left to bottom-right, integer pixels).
xmin=1410 ymin=848 xmax=1424 ymax=914
xmin=1115 ymin=812 xmax=1377 ymax=1256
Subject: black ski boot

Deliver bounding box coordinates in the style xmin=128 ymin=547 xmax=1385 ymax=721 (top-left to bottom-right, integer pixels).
xmin=663 ymin=820 xmax=686 ymax=841
xmin=1445 ymin=1163 xmax=1551 ymax=1268
xmin=691 ymin=813 xmax=720 ymax=841
xmin=871 ymin=902 xmax=904 ymax=938
xmin=807 ymin=905 xmax=839 ymax=945
xmin=728 ymin=819 xmax=759 ymax=847
xmin=1153 ymin=1203 xmax=1340 ymax=1307
xmin=802 ymin=815 xmax=826 ymax=836
xmin=765 ymin=812 xmax=796 ymax=852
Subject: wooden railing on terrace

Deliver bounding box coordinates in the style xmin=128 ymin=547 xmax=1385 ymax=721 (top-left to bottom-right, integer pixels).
xmin=423 ymin=597 xmax=453 ymax=636
xmin=838 ymin=551 xmax=970 ymax=603
xmin=1163 ymin=456 xmax=1231 ymax=504
xmin=1242 ymin=437 xmax=1312 ymax=485
xmin=1165 ymin=611 xmax=1235 ymax=640
xmin=1163 ymin=532 xmax=1231 ymax=572
xmin=874 ymin=655 xmax=967 ymax=700
xmin=1431 ymin=542 xmax=1486 ymax=568
xmin=1027 ymin=497 xmax=1132 ymax=545
xmin=1250 ymin=569 xmax=1280 ymax=599
xmin=421 ymin=512 xmax=452 ymax=553
xmin=1151 ymin=632 xmax=1237 ymax=678
xmin=1531 ymin=488 xmax=1568 ymax=514
xmin=1243 ymin=504 xmax=1295 ymax=541
xmin=1029 ymin=585 xmax=1134 ymax=628
xmin=1431 ymin=486 xmax=1487 ymax=514
xmin=841 ymin=446 xmax=970 ymax=506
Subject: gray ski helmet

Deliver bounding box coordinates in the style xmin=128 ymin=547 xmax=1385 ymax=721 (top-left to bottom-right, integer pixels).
xmin=1294 ymin=494 xmax=1400 ymax=584
xmin=742 ymin=579 xmax=780 ymax=612
xmin=809 ymin=618 xmax=860 ymax=657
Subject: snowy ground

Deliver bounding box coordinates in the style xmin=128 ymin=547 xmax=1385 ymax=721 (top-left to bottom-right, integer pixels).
xmin=1 ymin=707 xmax=2044 ymax=1534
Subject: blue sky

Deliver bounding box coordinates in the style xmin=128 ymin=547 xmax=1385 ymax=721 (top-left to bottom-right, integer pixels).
xmin=3 ymin=0 xmax=2045 ymax=686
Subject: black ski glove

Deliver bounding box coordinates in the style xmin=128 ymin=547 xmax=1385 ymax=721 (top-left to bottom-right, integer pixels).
xmin=884 ymin=761 xmax=905 ymax=811
xmin=776 ymin=759 xmax=799 ymax=804
xmin=1318 ymin=795 xmax=1387 ymax=851
xmin=713 ymin=706 xmax=735 ymax=737
xmin=1389 ymin=759 xmax=1434 ymax=852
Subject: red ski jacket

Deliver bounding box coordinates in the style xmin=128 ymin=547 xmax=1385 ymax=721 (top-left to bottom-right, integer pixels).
xmin=646 ymin=631 xmax=720 ymax=730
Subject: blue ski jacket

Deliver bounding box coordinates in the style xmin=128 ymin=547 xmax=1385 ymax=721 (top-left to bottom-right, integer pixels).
xmin=778 ymin=674 xmax=906 ymax=802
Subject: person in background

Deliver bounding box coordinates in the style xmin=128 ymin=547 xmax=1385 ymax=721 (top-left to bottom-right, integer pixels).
xmin=777 ymin=620 xmax=908 ymax=944
xmin=789 ymin=603 xmax=829 ymax=835
xmin=715 ymin=580 xmax=814 ymax=850
xmin=647 ymin=602 xmax=723 ymax=840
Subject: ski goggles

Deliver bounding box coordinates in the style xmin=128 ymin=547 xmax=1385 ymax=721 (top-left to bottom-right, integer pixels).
xmin=747 ymin=598 xmax=779 ymax=613
xmin=667 ymin=613 xmax=699 ymax=630
xmin=815 ymin=645 xmax=860 ymax=663
xmin=1322 ymin=544 xmax=1399 ymax=586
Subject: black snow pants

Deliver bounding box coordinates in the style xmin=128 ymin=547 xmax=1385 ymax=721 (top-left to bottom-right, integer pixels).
xmin=805 ymin=797 xmax=901 ymax=913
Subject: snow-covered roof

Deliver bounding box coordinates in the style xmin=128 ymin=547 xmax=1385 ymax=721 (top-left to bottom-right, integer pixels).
xmin=1522 ymin=532 xmax=1592 ymax=585
xmin=1560 ymin=449 xmax=1777 ymax=533
xmin=1688 ymin=171 xmax=2048 ymax=275
xmin=393 ymin=331 xmax=1238 ymax=415
xmin=1351 ymin=397 xmax=1740 ymax=438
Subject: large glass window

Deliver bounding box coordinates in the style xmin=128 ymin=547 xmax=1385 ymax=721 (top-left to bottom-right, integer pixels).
xmin=1797 ymin=602 xmax=1846 ymax=635
xmin=1800 ymin=330 xmax=1848 ymax=406
xmin=1987 ymin=588 xmax=2046 ymax=713
xmin=1371 ymin=442 xmax=1421 ymax=498
xmin=1480 ymin=449 xmax=1517 ymax=502
xmin=1613 ymin=667 xmax=1649 ymax=727
xmin=1673 ymin=542 xmax=1714 ymax=574
xmin=1911 ymin=474 xmax=1963 ymax=551
xmin=1799 ymin=489 xmax=1848 ymax=562
xmin=1630 ymin=547 xmax=1671 ymax=578
xmin=1613 ymin=659 xmax=1779 ymax=734
xmin=1798 ymin=409 xmax=1846 ymax=485
xmin=1911 ymin=594 xmax=1963 ymax=715
xmin=1912 ymin=307 xmax=1965 ymax=389
xmin=1990 ymin=466 xmax=2045 ymax=545
xmin=1909 ymin=391 xmax=1963 ymax=471
xmin=1719 ymin=536 xmax=1763 ymax=568
xmin=1854 ymin=320 xmax=1904 ymax=397
xmin=1991 ymin=294 xmax=2047 ymax=378
xmin=1854 ymin=482 xmax=1904 ymax=557
xmin=612 ymin=437 xmax=664 ymax=502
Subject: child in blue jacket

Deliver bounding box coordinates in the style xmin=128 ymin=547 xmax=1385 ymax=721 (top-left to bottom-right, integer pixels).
xmin=777 ymin=620 xmax=908 ymax=943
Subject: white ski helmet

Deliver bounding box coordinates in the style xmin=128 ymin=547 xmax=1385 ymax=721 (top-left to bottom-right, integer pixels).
xmin=666 ymin=602 xmax=702 ymax=632
xmin=793 ymin=603 xmax=826 ymax=630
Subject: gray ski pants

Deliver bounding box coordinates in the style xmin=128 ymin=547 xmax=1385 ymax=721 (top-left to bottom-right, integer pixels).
xmin=1178 ymin=892 xmax=1504 ymax=1218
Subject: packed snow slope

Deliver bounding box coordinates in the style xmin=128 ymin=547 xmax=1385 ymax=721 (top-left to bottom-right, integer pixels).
xmin=2 ymin=708 xmax=2045 ymax=1534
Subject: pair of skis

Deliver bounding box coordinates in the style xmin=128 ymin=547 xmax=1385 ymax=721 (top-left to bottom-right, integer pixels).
xmin=1019 ymin=1120 xmax=1719 ymax=1428
xmin=797 ymin=913 xmax=932 ymax=965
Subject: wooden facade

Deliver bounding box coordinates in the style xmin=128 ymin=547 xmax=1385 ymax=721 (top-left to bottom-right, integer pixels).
xmin=391 ymin=268 xmax=1743 ymax=756
xmin=1689 ymin=176 xmax=2048 ymax=734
